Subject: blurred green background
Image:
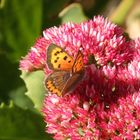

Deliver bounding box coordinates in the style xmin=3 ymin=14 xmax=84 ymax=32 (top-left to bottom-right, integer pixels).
xmin=0 ymin=0 xmax=140 ymax=139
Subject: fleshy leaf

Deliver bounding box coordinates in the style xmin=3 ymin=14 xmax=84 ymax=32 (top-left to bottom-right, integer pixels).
xmin=10 ymin=86 xmax=35 ymax=111
xmin=20 ymin=71 xmax=46 ymax=111
xmin=59 ymin=3 xmax=88 ymax=23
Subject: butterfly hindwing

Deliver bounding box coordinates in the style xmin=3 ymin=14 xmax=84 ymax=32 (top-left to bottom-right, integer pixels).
xmin=45 ymin=71 xmax=70 ymax=96
xmin=62 ymin=71 xmax=84 ymax=94
xmin=45 ymin=71 xmax=84 ymax=96
xmin=47 ymin=44 xmax=74 ymax=71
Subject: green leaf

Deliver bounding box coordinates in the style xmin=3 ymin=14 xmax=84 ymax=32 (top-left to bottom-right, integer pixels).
xmin=0 ymin=0 xmax=42 ymax=62
xmin=0 ymin=54 xmax=23 ymax=102
xmin=10 ymin=86 xmax=35 ymax=111
xmin=59 ymin=3 xmax=88 ymax=24
xmin=20 ymin=71 xmax=45 ymax=111
xmin=0 ymin=102 xmax=52 ymax=140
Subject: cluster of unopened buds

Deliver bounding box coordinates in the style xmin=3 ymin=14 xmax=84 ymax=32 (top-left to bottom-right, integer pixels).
xmin=20 ymin=16 xmax=140 ymax=139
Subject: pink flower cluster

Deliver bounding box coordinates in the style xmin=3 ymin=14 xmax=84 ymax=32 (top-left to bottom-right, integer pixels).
xmin=20 ymin=16 xmax=140 ymax=139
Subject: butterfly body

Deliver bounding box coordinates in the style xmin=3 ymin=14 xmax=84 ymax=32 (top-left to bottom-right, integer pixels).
xmin=45 ymin=44 xmax=84 ymax=96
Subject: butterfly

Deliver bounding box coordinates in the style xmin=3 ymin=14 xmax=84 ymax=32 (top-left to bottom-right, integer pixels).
xmin=44 ymin=44 xmax=84 ymax=96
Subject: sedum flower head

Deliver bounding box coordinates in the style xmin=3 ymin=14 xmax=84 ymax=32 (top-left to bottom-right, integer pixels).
xmin=20 ymin=16 xmax=140 ymax=139
xmin=20 ymin=16 xmax=133 ymax=72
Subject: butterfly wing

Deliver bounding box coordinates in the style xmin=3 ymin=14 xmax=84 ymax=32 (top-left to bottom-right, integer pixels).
xmin=46 ymin=45 xmax=84 ymax=96
xmin=62 ymin=71 xmax=84 ymax=94
xmin=62 ymin=51 xmax=84 ymax=94
xmin=72 ymin=50 xmax=84 ymax=73
xmin=45 ymin=71 xmax=70 ymax=96
xmin=45 ymin=70 xmax=84 ymax=96
xmin=47 ymin=44 xmax=74 ymax=71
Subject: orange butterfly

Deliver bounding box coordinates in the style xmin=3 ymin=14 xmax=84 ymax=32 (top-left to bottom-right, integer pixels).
xmin=45 ymin=44 xmax=84 ymax=96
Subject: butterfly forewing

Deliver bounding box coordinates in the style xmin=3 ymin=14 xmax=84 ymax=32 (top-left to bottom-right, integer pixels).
xmin=47 ymin=44 xmax=74 ymax=71
xmin=72 ymin=51 xmax=84 ymax=73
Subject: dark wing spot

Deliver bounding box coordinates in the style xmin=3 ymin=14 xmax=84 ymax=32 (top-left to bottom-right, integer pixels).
xmin=57 ymin=57 xmax=59 ymax=60
xmin=58 ymin=64 xmax=61 ymax=68
xmin=48 ymin=86 xmax=51 ymax=89
xmin=63 ymin=56 xmax=68 ymax=60
xmin=50 ymin=89 xmax=53 ymax=92
xmin=54 ymin=51 xmax=60 ymax=56
xmin=54 ymin=60 xmax=57 ymax=63
xmin=68 ymin=60 xmax=71 ymax=63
